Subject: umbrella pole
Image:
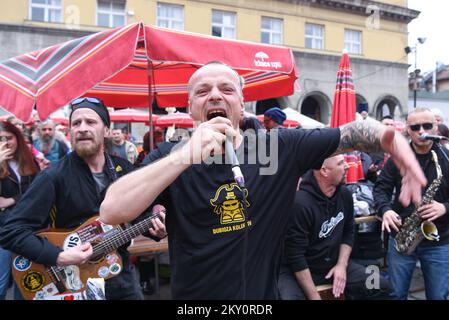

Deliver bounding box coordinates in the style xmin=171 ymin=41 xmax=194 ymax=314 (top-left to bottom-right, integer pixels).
xmin=147 ymin=59 xmax=155 ymax=150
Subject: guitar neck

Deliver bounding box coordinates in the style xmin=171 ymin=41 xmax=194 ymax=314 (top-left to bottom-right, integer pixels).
xmin=93 ymin=211 xmax=163 ymax=256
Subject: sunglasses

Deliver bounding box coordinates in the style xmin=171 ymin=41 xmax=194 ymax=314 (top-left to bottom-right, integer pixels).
xmin=71 ymin=97 xmax=102 ymax=107
xmin=409 ymin=123 xmax=433 ymax=132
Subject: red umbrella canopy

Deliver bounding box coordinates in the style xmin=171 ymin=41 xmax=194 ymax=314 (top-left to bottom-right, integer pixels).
xmin=87 ymin=25 xmax=298 ymax=109
xmin=143 ymin=26 xmax=297 ymax=108
xmin=154 ymin=112 xmax=194 ymax=128
xmin=0 ymin=23 xmax=140 ymax=121
xmin=109 ymin=108 xmax=156 ymax=123
xmin=330 ymin=50 xmax=356 ymax=128
xmin=0 ymin=23 xmax=297 ymax=124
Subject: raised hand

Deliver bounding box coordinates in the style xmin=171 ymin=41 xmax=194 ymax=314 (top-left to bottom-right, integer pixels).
xmin=379 ymin=126 xmax=427 ymax=207
xmin=0 ymin=143 xmax=13 ymax=163
xmin=339 ymin=122 xmax=427 ymax=207
xmin=176 ymin=116 xmax=238 ymax=165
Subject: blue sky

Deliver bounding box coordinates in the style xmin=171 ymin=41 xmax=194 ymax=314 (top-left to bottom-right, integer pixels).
xmin=407 ymin=0 xmax=447 ymax=73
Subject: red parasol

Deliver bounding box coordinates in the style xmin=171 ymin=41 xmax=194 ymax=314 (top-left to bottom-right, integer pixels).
xmin=330 ymin=50 xmax=363 ymax=182
xmin=109 ymin=108 xmax=156 ymax=123
xmin=0 ymin=23 xmax=297 ymax=121
xmin=0 ymin=23 xmax=297 ymax=149
xmin=330 ymin=50 xmax=356 ymax=128
xmin=154 ymin=112 xmax=194 ymax=128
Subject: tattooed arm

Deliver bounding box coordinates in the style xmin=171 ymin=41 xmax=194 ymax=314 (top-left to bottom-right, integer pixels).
xmin=334 ymin=120 xmax=383 ymax=155
xmin=334 ymin=120 xmax=426 ymax=207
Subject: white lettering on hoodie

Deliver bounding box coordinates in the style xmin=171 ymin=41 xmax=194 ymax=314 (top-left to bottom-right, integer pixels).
xmin=319 ymin=212 xmax=344 ymax=238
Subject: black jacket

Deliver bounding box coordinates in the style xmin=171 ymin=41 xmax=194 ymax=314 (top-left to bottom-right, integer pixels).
xmin=0 ymin=166 xmax=37 ymax=226
xmin=0 ymin=152 xmax=134 ymax=266
xmin=284 ymin=170 xmax=354 ymax=276
xmin=374 ymin=143 xmax=449 ymax=245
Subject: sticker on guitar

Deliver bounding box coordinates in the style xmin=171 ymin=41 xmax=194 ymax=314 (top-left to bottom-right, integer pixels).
xmin=63 ymin=265 xmax=83 ymax=291
xmin=63 ymin=218 xmax=114 ymax=250
xmin=12 ymin=211 xmax=163 ymax=300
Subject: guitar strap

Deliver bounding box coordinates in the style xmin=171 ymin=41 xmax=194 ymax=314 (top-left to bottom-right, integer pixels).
xmin=50 ymin=154 xmax=119 ymax=228
xmin=104 ymin=153 xmax=127 ymax=232
xmin=105 ymin=153 xmax=119 ymax=182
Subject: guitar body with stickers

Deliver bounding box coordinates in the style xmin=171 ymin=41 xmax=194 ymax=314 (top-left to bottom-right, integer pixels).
xmin=12 ymin=211 xmax=162 ymax=300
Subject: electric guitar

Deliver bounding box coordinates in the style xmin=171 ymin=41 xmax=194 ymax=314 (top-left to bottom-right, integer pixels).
xmin=11 ymin=211 xmax=163 ymax=300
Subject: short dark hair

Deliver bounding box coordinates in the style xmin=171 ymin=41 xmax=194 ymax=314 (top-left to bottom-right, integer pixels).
xmin=438 ymin=124 xmax=449 ymax=138
xmin=381 ymin=115 xmax=393 ymax=121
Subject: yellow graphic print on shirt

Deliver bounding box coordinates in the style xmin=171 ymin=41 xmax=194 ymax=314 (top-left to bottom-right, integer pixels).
xmin=210 ymin=183 xmax=250 ymax=225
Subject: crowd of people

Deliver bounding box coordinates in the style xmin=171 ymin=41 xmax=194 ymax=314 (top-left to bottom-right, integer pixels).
xmin=0 ymin=61 xmax=448 ymax=300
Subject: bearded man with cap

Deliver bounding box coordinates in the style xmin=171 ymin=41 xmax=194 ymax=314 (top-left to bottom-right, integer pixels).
xmin=0 ymin=97 xmax=166 ymax=300
xmin=263 ymin=107 xmax=287 ymax=131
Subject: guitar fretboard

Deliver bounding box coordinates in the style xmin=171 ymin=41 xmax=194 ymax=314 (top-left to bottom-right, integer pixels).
xmin=92 ymin=211 xmax=162 ymax=257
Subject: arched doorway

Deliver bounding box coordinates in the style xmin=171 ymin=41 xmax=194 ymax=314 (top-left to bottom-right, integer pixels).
xmin=356 ymin=94 xmax=368 ymax=112
xmin=255 ymin=98 xmax=279 ymax=115
xmin=299 ymin=92 xmax=331 ymax=124
xmin=374 ymin=95 xmax=403 ymax=120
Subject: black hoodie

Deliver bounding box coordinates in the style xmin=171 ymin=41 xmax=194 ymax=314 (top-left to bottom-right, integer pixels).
xmin=284 ymin=170 xmax=355 ymax=276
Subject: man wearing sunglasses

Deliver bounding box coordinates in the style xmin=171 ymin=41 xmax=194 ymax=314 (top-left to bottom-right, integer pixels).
xmin=0 ymin=97 xmax=167 ymax=300
xmin=374 ymin=107 xmax=449 ymax=300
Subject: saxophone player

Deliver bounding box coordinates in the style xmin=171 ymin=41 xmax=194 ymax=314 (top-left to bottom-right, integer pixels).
xmin=374 ymin=108 xmax=449 ymax=300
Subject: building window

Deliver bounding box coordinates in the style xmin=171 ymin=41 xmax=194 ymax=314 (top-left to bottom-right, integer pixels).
xmin=30 ymin=0 xmax=62 ymax=23
xmin=261 ymin=17 xmax=283 ymax=45
xmin=97 ymin=0 xmax=126 ymax=28
xmin=345 ymin=29 xmax=362 ymax=54
xmin=305 ymin=23 xmax=324 ymax=50
xmin=157 ymin=2 xmax=184 ymax=30
xmin=212 ymin=10 xmax=236 ymax=39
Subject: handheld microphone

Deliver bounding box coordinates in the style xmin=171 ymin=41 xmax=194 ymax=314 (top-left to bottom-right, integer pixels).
xmin=420 ymin=133 xmax=449 ymax=142
xmin=225 ymin=138 xmax=245 ymax=188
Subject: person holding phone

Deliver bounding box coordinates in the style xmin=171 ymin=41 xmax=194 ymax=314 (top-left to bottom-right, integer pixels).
xmin=0 ymin=121 xmax=40 ymax=300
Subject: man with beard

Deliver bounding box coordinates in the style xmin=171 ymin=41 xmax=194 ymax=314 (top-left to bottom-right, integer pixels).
xmin=0 ymin=98 xmax=166 ymax=300
xmin=110 ymin=127 xmax=138 ymax=164
xmin=278 ymin=155 xmax=391 ymax=300
xmin=375 ymin=108 xmax=449 ymax=300
xmin=34 ymin=120 xmax=69 ymax=164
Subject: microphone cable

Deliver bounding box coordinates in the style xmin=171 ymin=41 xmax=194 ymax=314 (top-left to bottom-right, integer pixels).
xmin=225 ymin=137 xmax=249 ymax=299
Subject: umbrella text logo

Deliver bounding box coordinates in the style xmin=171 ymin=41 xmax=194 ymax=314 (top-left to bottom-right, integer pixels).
xmin=254 ymin=52 xmax=282 ymax=69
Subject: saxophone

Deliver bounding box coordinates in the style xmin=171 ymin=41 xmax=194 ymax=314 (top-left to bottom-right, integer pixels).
xmin=394 ymin=150 xmax=442 ymax=255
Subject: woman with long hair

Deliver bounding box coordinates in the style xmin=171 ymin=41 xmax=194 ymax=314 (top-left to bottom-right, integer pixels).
xmin=0 ymin=121 xmax=39 ymax=300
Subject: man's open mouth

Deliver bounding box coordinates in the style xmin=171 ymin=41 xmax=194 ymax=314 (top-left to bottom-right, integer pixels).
xmin=76 ymin=137 xmax=92 ymax=142
xmin=207 ymin=109 xmax=227 ymax=121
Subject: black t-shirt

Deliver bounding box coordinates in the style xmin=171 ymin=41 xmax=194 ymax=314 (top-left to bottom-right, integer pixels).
xmin=144 ymin=128 xmax=340 ymax=299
